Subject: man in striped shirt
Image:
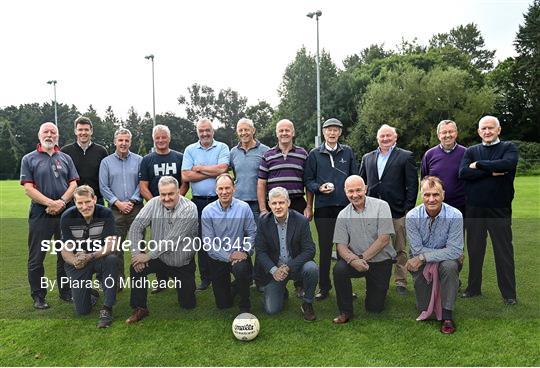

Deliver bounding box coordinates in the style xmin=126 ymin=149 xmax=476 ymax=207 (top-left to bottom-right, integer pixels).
xmin=126 ymin=176 xmax=198 ymax=324
xmin=257 ymin=119 xmax=310 ymax=218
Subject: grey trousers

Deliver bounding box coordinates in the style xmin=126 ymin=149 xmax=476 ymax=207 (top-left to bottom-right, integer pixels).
xmin=412 ymin=260 xmax=460 ymax=311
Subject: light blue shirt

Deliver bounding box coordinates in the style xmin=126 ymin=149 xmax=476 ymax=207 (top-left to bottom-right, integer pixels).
xmin=99 ymin=151 xmax=142 ymax=204
xmin=182 ymin=140 xmax=230 ymax=196
xmin=275 ymin=214 xmax=291 ymax=265
xmin=406 ymin=202 xmax=464 ymax=263
xmin=376 ymin=144 xmax=396 ymax=179
xmin=201 ymin=198 xmax=256 ymax=262
xmin=230 ymin=141 xmax=269 ymax=201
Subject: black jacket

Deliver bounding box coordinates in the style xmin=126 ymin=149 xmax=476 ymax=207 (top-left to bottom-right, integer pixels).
xmin=359 ymin=147 xmax=418 ymax=218
xmin=254 ymin=210 xmax=316 ymax=286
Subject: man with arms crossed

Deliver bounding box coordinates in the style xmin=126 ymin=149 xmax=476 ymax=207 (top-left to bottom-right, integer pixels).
xmin=459 ymin=116 xmax=519 ymax=305
xmin=182 ymin=118 xmax=230 ymax=291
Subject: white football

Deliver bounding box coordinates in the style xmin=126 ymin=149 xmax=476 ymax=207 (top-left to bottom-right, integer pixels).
xmin=232 ymin=313 xmax=260 ymax=341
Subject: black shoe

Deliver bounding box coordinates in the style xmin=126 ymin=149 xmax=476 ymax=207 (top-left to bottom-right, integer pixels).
xmin=504 ymin=298 xmax=517 ymax=305
xmin=301 ymin=302 xmax=316 ymax=321
xmin=59 ymin=293 xmax=73 ymax=303
xmin=315 ymin=290 xmax=329 ymax=301
xmin=461 ymin=290 xmax=481 ymax=298
xmin=396 ymin=286 xmax=408 ymax=296
xmin=352 ymin=292 xmax=358 ymax=299
xmin=97 ymin=308 xmax=113 ymax=328
xmin=33 ymin=297 xmax=50 ymax=310
xmin=196 ymin=279 xmax=210 ymax=291
xmin=91 ymin=289 xmax=100 ymax=298
xmin=151 ymin=285 xmax=166 ymax=294
xmin=295 ymin=286 xmax=305 ymax=299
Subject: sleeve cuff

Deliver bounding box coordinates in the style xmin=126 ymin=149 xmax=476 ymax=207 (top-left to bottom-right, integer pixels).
xmin=269 ymin=266 xmax=278 ymax=275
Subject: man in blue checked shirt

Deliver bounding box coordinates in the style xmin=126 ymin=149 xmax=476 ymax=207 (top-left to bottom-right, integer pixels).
xmin=201 ymin=173 xmax=257 ymax=313
xmin=406 ymin=176 xmax=463 ymax=334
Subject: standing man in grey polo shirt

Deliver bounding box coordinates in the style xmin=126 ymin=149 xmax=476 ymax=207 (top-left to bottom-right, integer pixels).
xmin=99 ymin=128 xmax=143 ymax=282
xmin=230 ymin=118 xmax=269 ymax=218
xmin=332 ymin=175 xmax=396 ymax=324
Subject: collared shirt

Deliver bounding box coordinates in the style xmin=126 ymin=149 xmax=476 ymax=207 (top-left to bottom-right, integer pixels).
xmin=258 ymin=145 xmax=308 ymax=197
xmin=333 ymin=196 xmax=396 ymax=262
xmin=406 ymin=202 xmax=463 ymax=263
xmin=182 ymin=140 xmax=230 ymax=196
xmin=324 ymin=142 xmax=337 ymax=152
xmin=230 ymin=140 xmax=269 ymax=201
xmin=76 ymin=141 xmax=93 ymax=154
xmin=99 ymin=151 xmax=142 ymax=205
xmin=376 ymin=144 xmax=396 ymax=179
xmin=60 ymin=204 xmax=115 ymax=253
xmin=201 ymin=198 xmax=257 ymax=262
xmin=20 ymin=144 xmax=79 ymax=201
xmin=482 ymin=138 xmax=501 ymax=146
xmin=61 ymin=141 xmax=108 ymax=199
xmin=274 ymin=214 xmax=291 ymax=266
xmin=128 ymin=196 xmax=198 ymax=268
xmin=439 ymin=142 xmax=458 ymax=153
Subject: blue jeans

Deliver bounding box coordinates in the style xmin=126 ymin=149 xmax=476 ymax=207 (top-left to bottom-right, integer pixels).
xmin=262 ymin=261 xmax=318 ymax=315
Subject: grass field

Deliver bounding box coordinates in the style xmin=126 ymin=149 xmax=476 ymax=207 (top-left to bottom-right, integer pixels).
xmin=1 ymin=177 xmax=539 ymax=366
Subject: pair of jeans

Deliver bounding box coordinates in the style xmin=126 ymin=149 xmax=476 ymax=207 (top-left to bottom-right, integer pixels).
xmin=262 ymin=261 xmax=318 ymax=315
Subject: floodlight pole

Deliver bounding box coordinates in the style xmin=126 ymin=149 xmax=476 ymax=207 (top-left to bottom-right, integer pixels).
xmin=47 ymin=80 xmax=58 ymax=125
xmin=307 ymin=10 xmax=322 ymax=147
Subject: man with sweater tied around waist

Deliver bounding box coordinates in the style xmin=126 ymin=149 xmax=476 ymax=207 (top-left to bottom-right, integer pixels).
xmin=459 ymin=115 xmax=519 ymax=305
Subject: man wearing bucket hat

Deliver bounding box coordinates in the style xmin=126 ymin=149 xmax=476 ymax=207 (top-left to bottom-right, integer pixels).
xmin=304 ymin=118 xmax=358 ymax=301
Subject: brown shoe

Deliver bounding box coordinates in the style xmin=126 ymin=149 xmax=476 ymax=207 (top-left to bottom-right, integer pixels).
xmin=333 ymin=313 xmax=351 ymax=324
xmin=301 ymin=302 xmax=316 ymax=321
xmin=126 ymin=307 xmax=149 ymax=324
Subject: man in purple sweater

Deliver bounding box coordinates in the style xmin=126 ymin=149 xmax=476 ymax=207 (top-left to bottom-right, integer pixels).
xmin=421 ymin=120 xmax=467 ymax=216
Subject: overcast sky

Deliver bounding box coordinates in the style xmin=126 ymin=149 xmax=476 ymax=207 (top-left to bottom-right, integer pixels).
xmin=0 ymin=0 xmax=531 ymax=121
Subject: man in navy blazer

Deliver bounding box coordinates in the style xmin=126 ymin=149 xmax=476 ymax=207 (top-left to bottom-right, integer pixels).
xmin=359 ymin=124 xmax=418 ymax=295
xmin=255 ymin=187 xmax=319 ymax=321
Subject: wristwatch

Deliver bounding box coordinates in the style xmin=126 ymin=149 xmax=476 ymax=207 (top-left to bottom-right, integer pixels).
xmin=419 ymin=254 xmax=426 ymax=264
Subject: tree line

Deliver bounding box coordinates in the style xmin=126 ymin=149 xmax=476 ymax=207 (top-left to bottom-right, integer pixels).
xmin=1 ymin=1 xmax=538 ymax=179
